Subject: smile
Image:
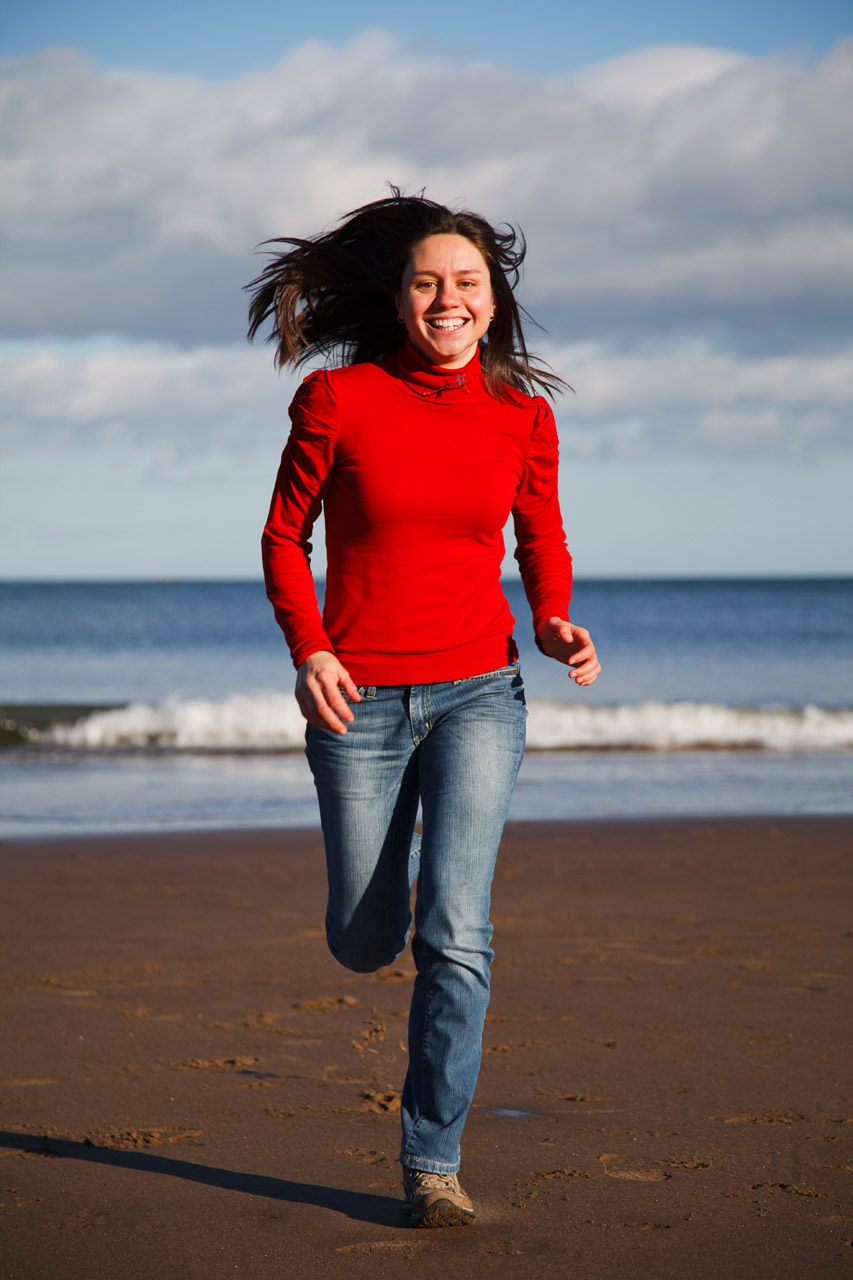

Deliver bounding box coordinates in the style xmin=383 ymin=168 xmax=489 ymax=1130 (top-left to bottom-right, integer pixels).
xmin=427 ymin=318 xmax=468 ymax=332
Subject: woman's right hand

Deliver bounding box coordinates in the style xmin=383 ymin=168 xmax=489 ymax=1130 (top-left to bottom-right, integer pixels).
xmin=295 ymin=650 xmax=362 ymax=734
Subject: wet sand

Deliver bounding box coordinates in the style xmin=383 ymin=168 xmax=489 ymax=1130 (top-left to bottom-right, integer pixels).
xmin=1 ymin=818 xmax=851 ymax=1278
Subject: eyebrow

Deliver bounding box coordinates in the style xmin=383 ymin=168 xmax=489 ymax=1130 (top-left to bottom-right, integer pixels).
xmin=410 ymin=266 xmax=487 ymax=277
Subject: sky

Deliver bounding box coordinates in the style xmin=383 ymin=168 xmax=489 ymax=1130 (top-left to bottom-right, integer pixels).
xmin=1 ymin=1 xmax=851 ymax=579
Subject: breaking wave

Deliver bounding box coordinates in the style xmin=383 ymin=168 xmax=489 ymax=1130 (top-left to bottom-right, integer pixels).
xmin=35 ymin=694 xmax=853 ymax=753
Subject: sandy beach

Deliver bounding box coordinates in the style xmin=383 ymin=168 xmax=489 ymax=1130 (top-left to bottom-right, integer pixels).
xmin=1 ymin=817 xmax=850 ymax=1278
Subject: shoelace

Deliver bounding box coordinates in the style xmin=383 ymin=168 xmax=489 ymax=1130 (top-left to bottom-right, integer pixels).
xmin=408 ymin=1170 xmax=458 ymax=1191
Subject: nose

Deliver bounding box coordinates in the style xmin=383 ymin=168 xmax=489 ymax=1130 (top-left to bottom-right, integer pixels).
xmin=433 ymin=277 xmax=461 ymax=309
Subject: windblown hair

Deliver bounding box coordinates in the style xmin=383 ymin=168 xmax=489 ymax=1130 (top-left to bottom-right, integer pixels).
xmin=245 ymin=188 xmax=568 ymax=400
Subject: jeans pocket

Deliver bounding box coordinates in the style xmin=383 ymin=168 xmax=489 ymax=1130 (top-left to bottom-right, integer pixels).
xmin=343 ymin=685 xmax=376 ymax=702
xmin=452 ymin=663 xmax=520 ymax=685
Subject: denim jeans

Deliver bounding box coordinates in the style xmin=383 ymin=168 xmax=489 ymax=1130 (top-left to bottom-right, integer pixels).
xmin=305 ymin=664 xmax=527 ymax=1174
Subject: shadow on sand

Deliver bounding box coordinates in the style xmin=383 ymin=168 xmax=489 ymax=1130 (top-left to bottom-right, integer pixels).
xmin=0 ymin=1128 xmax=403 ymax=1228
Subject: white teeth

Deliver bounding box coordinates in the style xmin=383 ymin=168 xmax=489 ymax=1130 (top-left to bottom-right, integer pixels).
xmin=429 ymin=319 xmax=466 ymax=331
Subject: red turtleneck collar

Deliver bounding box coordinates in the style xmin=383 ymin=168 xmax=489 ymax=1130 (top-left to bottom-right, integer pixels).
xmin=389 ymin=338 xmax=482 ymax=402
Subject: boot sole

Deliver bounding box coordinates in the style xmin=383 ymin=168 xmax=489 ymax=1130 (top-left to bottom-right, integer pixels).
xmin=411 ymin=1197 xmax=475 ymax=1228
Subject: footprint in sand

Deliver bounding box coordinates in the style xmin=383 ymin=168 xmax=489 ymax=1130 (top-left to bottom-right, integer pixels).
xmin=599 ymin=1153 xmax=669 ymax=1181
xmin=360 ymin=1090 xmax=401 ymax=1114
xmin=720 ymin=1110 xmax=804 ymax=1125
xmin=292 ymin=996 xmax=358 ymax=1013
xmin=370 ymin=968 xmax=416 ymax=984
xmin=171 ymin=1056 xmax=258 ymax=1070
xmin=84 ymin=1127 xmax=202 ymax=1149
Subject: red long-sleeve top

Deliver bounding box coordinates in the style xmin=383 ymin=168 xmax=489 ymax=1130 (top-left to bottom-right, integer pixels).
xmin=262 ymin=341 xmax=572 ymax=685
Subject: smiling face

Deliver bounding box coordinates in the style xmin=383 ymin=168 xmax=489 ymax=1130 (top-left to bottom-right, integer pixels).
xmin=396 ymin=233 xmax=495 ymax=369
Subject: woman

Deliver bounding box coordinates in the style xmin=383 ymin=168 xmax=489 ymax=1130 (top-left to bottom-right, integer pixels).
xmin=247 ymin=190 xmax=600 ymax=1228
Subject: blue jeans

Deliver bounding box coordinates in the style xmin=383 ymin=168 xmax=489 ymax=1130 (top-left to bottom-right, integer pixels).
xmin=305 ymin=664 xmax=527 ymax=1174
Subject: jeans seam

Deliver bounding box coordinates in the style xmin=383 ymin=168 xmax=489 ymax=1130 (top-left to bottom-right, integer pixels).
xmin=405 ymin=944 xmax=432 ymax=1159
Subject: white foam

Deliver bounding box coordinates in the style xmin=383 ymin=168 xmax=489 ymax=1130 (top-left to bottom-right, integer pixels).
xmin=47 ymin=693 xmax=308 ymax=750
xmin=526 ymin=699 xmax=853 ymax=752
xmin=43 ymin=693 xmax=853 ymax=754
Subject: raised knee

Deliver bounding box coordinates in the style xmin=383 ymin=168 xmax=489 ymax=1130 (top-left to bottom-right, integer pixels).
xmin=327 ymin=929 xmax=401 ymax=974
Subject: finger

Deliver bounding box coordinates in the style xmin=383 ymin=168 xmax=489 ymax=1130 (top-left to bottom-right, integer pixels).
xmin=569 ymin=660 xmax=601 ymax=685
xmin=299 ymin=678 xmax=354 ymax=734
xmin=338 ymin=669 xmax=362 ymax=702
xmin=308 ymin=711 xmax=348 ymax=734
xmin=304 ymin=697 xmax=351 ymax=734
xmin=314 ymin=677 xmax=355 ymax=727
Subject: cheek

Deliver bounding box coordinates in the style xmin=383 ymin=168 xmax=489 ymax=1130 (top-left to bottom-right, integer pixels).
xmin=403 ymin=296 xmax=427 ymax=322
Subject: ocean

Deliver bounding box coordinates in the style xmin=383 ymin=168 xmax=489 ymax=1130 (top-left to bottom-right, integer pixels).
xmin=1 ymin=578 xmax=851 ymax=836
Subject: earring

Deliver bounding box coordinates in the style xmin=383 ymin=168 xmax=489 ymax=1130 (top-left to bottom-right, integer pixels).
xmin=397 ymin=315 xmax=406 ymax=324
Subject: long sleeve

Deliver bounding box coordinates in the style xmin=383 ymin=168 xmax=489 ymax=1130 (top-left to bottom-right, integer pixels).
xmin=261 ymin=372 xmax=338 ymax=669
xmin=261 ymin=348 xmax=573 ymax=686
xmin=512 ymin=399 xmax=573 ymax=635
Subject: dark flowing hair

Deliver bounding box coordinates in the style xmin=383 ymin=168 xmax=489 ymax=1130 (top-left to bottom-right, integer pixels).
xmin=245 ymin=188 xmax=568 ymax=400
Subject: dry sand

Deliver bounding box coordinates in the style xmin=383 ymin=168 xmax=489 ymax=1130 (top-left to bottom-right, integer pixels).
xmin=0 ymin=817 xmax=851 ymax=1278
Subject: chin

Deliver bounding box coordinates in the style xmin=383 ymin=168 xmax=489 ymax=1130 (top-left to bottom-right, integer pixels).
xmin=419 ymin=337 xmax=475 ymax=367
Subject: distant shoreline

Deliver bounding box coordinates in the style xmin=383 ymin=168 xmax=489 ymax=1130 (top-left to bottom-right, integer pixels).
xmin=1 ymin=573 xmax=852 ymax=585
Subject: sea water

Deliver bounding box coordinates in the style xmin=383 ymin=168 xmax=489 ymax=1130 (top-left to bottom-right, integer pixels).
xmin=1 ymin=579 xmax=851 ymax=835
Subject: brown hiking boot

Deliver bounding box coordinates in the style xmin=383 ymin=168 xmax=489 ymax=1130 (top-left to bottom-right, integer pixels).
xmin=402 ymin=1167 xmax=475 ymax=1228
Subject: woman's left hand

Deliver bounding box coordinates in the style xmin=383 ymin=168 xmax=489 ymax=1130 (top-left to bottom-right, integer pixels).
xmin=537 ymin=616 xmax=601 ymax=686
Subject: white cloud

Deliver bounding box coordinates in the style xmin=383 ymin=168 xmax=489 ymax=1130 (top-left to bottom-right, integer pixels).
xmin=0 ymin=36 xmax=850 ymax=349
xmin=548 ymin=338 xmax=852 ymax=457
xmin=0 ymin=31 xmax=849 ymax=509
xmin=2 ymin=336 xmax=848 ymax=464
xmin=551 ymin=340 xmax=853 ymax=411
xmin=0 ymin=340 xmax=300 ymax=458
xmin=572 ymin=44 xmax=744 ymax=107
